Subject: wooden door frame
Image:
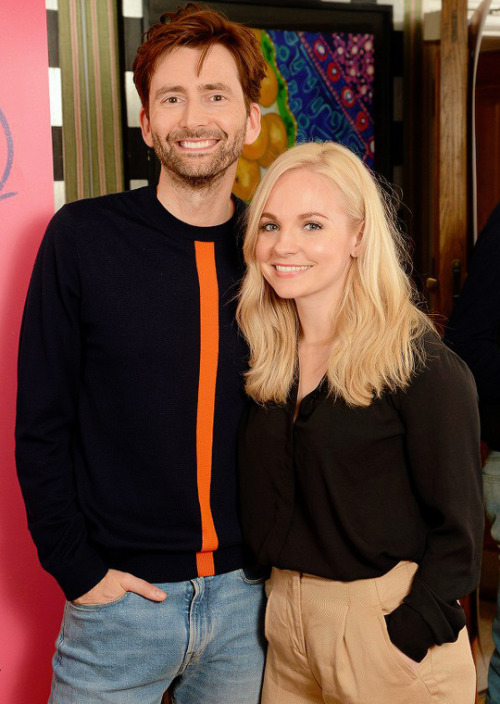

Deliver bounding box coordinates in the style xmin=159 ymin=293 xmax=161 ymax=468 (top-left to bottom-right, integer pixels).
xmin=436 ymin=0 xmax=468 ymax=320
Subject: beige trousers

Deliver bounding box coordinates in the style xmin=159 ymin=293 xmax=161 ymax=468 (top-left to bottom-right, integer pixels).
xmin=262 ymin=562 xmax=476 ymax=704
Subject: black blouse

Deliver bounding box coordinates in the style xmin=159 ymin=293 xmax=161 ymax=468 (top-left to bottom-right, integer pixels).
xmin=239 ymin=334 xmax=483 ymax=661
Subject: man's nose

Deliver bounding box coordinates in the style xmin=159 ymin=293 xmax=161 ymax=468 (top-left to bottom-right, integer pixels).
xmin=179 ymin=100 xmax=210 ymax=129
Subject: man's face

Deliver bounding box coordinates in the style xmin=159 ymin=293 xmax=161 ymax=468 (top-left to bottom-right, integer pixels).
xmin=140 ymin=44 xmax=260 ymax=188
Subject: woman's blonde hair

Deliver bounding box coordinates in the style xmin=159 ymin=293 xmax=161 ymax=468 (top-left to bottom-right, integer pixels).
xmin=236 ymin=141 xmax=436 ymax=407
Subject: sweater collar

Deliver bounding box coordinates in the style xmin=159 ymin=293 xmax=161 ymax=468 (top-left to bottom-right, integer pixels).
xmin=141 ymin=185 xmax=246 ymax=243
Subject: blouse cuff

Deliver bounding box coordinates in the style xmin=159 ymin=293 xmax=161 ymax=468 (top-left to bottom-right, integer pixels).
xmin=385 ymin=603 xmax=435 ymax=662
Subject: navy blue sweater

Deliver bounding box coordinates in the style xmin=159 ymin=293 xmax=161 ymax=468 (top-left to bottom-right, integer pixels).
xmin=16 ymin=186 xmax=249 ymax=600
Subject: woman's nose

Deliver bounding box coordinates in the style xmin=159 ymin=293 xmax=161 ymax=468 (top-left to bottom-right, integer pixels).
xmin=272 ymin=229 xmax=299 ymax=256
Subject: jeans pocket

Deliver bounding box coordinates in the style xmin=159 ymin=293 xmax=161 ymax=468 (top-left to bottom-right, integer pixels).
xmin=238 ymin=565 xmax=271 ymax=585
xmin=69 ymin=590 xmax=131 ymax=611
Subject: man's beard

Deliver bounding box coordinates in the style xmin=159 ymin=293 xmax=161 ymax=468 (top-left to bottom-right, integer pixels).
xmin=151 ymin=124 xmax=247 ymax=189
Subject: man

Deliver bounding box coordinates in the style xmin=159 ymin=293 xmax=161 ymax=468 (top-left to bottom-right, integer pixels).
xmin=15 ymin=5 xmax=267 ymax=703
xmin=445 ymin=200 xmax=500 ymax=703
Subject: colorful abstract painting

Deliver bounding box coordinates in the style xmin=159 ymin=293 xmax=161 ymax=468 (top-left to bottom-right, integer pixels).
xmin=233 ymin=29 xmax=375 ymax=201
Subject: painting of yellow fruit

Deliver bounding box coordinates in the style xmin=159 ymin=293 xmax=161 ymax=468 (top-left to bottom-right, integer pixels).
xmin=259 ymin=62 xmax=279 ymax=107
xmin=258 ymin=113 xmax=289 ymax=168
xmin=233 ymin=156 xmax=261 ymax=201
xmin=232 ymin=31 xmax=295 ymax=201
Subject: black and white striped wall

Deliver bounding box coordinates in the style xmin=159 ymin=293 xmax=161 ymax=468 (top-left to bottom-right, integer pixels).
xmin=46 ymin=0 xmax=64 ymax=210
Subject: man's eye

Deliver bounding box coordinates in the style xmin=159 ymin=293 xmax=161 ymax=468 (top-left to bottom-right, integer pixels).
xmin=210 ymin=94 xmax=225 ymax=102
xmin=162 ymin=96 xmax=178 ymax=104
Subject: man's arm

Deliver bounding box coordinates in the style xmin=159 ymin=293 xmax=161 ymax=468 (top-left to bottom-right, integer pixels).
xmin=15 ymin=210 xmax=109 ymax=600
xmin=15 ymin=209 xmax=165 ymax=603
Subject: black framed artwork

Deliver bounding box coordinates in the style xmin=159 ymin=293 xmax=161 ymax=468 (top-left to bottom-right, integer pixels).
xmin=144 ymin=0 xmax=393 ymax=193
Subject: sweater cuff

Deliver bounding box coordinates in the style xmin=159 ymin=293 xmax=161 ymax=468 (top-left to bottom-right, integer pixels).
xmin=385 ymin=603 xmax=435 ymax=662
xmin=49 ymin=554 xmax=109 ymax=602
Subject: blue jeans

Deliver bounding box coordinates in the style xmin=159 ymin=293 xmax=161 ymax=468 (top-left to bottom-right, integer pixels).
xmin=484 ymin=451 xmax=500 ymax=704
xmin=48 ymin=568 xmax=267 ymax=704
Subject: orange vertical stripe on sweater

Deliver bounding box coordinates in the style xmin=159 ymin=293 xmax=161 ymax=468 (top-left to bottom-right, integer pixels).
xmin=194 ymin=241 xmax=219 ymax=577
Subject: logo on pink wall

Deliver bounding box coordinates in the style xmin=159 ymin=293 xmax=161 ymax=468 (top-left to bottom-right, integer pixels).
xmin=0 ymin=106 xmax=16 ymax=202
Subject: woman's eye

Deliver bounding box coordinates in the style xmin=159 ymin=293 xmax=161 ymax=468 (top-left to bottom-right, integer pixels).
xmin=304 ymin=222 xmax=322 ymax=231
xmin=259 ymin=222 xmax=278 ymax=232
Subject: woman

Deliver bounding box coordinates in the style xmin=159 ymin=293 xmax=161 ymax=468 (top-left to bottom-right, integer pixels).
xmin=236 ymin=142 xmax=483 ymax=704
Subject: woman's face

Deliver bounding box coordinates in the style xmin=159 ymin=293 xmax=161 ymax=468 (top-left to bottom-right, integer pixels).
xmin=255 ymin=167 xmax=362 ymax=312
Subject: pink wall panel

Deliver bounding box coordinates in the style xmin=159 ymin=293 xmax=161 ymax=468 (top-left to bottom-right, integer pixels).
xmin=0 ymin=2 xmax=64 ymax=702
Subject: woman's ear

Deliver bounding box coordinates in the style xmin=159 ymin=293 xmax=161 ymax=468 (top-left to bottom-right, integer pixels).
xmin=350 ymin=221 xmax=364 ymax=258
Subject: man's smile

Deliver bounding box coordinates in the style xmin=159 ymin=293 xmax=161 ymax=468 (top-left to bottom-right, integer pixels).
xmin=178 ymin=138 xmax=220 ymax=150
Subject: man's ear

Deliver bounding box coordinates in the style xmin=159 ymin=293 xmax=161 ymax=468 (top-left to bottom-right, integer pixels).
xmin=139 ymin=107 xmax=154 ymax=148
xmin=244 ymin=103 xmax=262 ymax=146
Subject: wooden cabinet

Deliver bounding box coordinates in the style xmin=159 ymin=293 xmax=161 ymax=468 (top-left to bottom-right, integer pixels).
xmin=417 ymin=3 xmax=499 ymax=321
xmin=416 ymin=1 xmax=469 ymax=321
